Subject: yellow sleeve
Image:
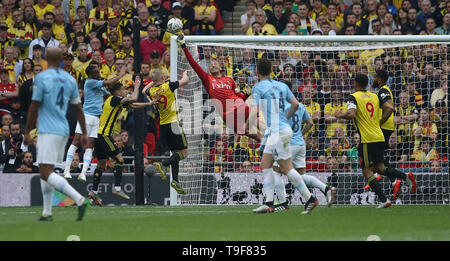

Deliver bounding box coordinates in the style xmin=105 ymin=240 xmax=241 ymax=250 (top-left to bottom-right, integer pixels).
xmin=324 ymin=103 xmax=332 ymax=115
xmin=431 ymin=123 xmax=438 ymax=134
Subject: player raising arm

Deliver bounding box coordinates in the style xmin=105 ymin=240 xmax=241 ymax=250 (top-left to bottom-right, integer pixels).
xmin=24 ymin=47 xmax=90 ymax=221
xmin=334 ymin=73 xmax=392 ymax=208
xmin=62 ymin=62 xmax=128 ymax=182
xmin=177 ymin=35 xmax=262 ymax=141
xmin=133 ymin=69 xmax=190 ymax=194
xmin=88 ymin=78 xmax=140 ymax=206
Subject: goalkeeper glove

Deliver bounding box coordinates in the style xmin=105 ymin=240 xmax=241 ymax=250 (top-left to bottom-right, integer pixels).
xmin=177 ymin=35 xmax=186 ymax=49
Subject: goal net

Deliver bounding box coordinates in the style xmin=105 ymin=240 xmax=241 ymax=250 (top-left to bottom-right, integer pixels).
xmin=170 ymin=35 xmax=449 ymax=206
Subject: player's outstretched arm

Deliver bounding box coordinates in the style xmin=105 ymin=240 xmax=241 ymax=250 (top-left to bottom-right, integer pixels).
xmin=178 ymin=70 xmax=189 ymax=87
xmin=302 ymin=118 xmax=314 ymax=136
xmin=335 ymin=108 xmax=356 ymax=120
xmin=103 ymin=66 xmax=127 ymax=86
xmin=142 ymin=81 xmax=155 ymax=95
xmin=23 ymin=101 xmax=41 ymax=146
xmin=178 ymin=35 xmax=210 ymax=87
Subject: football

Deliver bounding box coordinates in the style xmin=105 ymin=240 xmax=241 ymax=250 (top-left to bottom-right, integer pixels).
xmin=167 ymin=17 xmax=183 ymax=33
xmin=144 ymin=164 xmax=157 ymax=177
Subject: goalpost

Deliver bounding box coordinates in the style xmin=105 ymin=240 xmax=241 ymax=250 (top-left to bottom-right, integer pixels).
xmin=169 ymin=35 xmax=450 ymax=206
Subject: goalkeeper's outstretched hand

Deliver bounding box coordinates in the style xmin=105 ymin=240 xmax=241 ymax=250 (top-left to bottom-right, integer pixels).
xmin=177 ymin=34 xmax=186 ymax=49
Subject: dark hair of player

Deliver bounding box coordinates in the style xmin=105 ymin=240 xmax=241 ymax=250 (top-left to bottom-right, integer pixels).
xmin=110 ymin=82 xmax=123 ymax=95
xmin=257 ymin=58 xmax=272 ymax=76
xmin=85 ymin=62 xmax=100 ymax=78
xmin=355 ymin=73 xmax=369 ymax=89
xmin=375 ymin=69 xmax=389 ymax=83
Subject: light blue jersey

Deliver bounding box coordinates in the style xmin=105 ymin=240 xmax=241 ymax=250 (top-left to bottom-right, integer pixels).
xmin=32 ymin=68 xmax=80 ymax=136
xmin=252 ymin=78 xmax=294 ymax=134
xmin=288 ymin=102 xmax=311 ymax=146
xmin=83 ymin=78 xmax=108 ymax=116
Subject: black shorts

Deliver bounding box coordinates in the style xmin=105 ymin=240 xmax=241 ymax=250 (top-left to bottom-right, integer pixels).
xmin=358 ymin=142 xmax=385 ymax=168
xmin=160 ymin=122 xmax=187 ymax=151
xmin=95 ymin=135 xmax=120 ymax=160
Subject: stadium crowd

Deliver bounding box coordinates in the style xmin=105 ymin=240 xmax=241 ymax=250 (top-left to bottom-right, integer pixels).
xmin=0 ymin=0 xmax=447 ymax=175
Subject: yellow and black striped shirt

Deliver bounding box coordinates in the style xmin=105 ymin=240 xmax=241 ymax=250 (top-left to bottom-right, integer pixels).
xmin=0 ymin=39 xmax=15 ymax=60
xmin=98 ymin=95 xmax=124 ymax=136
xmin=377 ymin=84 xmax=395 ymax=131
xmin=145 ymin=81 xmax=179 ymax=125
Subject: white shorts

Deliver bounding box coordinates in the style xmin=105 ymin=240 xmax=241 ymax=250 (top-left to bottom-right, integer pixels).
xmin=274 ymin=145 xmax=306 ymax=169
xmin=263 ymin=127 xmax=293 ymax=161
xmin=37 ymin=133 xmax=69 ymax=165
xmin=75 ymin=114 xmax=100 ymax=138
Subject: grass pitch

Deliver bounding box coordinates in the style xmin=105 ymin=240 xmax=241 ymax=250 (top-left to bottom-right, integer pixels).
xmin=0 ymin=205 xmax=449 ymax=241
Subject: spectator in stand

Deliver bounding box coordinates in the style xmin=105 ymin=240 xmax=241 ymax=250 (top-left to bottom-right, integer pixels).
xmin=62 ymin=0 xmax=93 ymax=24
xmin=305 ymin=132 xmax=321 ymax=161
xmin=246 ymin=9 xmax=277 ymax=35
xmin=238 ymin=160 xmax=255 ymax=173
xmin=61 ymin=52 xmax=81 ymax=83
xmin=326 ymin=156 xmax=341 ymax=173
xmin=436 ymin=12 xmax=450 ymax=35
xmin=422 ymin=17 xmax=439 ymax=35
xmin=140 ymin=24 xmax=166 ymax=63
xmin=28 ymin=22 xmax=59 ymax=60
xmin=370 ymin=18 xmax=383 ymax=35
xmin=88 ymin=0 xmax=113 ymax=32
xmin=381 ymin=12 xmax=397 ymax=35
xmin=135 ymin=5 xmax=153 ymax=40
xmin=404 ymin=78 xmax=425 ymax=108
xmin=16 ymin=58 xmax=33 ymax=89
xmin=148 ymin=0 xmax=171 ymax=31
xmin=332 ymin=64 xmax=354 ymax=94
xmin=320 ymin=137 xmax=347 ymax=164
xmin=430 ymin=99 xmax=448 ymax=158
xmin=347 ymin=132 xmax=359 ymax=172
xmin=320 ymin=21 xmax=336 ymax=35
xmin=395 ymin=91 xmax=419 ymax=148
xmin=71 ymin=43 xmax=91 ymax=78
xmin=297 ymin=2 xmax=318 ymax=34
xmin=241 ymin=0 xmax=256 ymax=34
xmin=0 ymin=67 xmax=17 ymax=115
xmin=413 ymin=108 xmax=438 ymax=151
xmin=121 ymin=130 xmax=134 ymax=165
xmin=209 ymin=140 xmax=233 ymax=173
xmin=309 ymin=0 xmax=327 ymax=21
xmin=10 ymin=98 xmax=26 ymax=129
xmin=267 ymin=1 xmax=288 ymax=34
xmin=7 ymin=8 xmax=33 ymax=60
xmin=324 ymin=86 xmax=347 ymax=139
xmin=31 ymin=45 xmax=48 ymax=70
xmin=194 ymin=0 xmax=217 ymax=35
xmin=0 ymin=124 xmax=11 ymax=168
xmin=15 ymin=151 xmax=39 ymax=173
xmin=417 ymin=0 xmax=436 ymax=24
xmin=0 ymin=113 xmax=13 ymax=128
xmin=429 ymin=160 xmax=443 ymax=173
xmin=34 ymin=0 xmax=55 ymax=22
xmin=397 ymin=8 xmax=408 ymax=28
xmin=301 ymin=85 xmax=320 ymax=137
xmin=418 ymin=63 xmax=439 ymax=108
xmin=402 ymin=8 xmax=424 ymax=34
xmin=254 ymin=0 xmax=272 ymax=18
xmin=149 ymin=50 xmax=168 ymax=77
xmin=69 ymin=152 xmax=82 ymax=173
xmin=334 ymin=126 xmax=351 ymax=151
xmin=411 ymin=138 xmax=440 ymax=164
xmin=351 ymin=3 xmax=369 ymax=33
xmin=326 ymin=3 xmax=344 ymax=32
xmin=430 ymin=74 xmax=448 ymax=108
xmin=115 ymin=34 xmax=134 ymax=59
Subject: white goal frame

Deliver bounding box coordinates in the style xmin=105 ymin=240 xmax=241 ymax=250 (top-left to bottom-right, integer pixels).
xmin=169 ymin=35 xmax=450 ymax=206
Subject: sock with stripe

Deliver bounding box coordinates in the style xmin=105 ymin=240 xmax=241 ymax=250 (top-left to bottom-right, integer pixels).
xmin=368 ymin=175 xmax=387 ymax=202
xmin=287 ymin=168 xmax=311 ymax=201
xmin=93 ymin=167 xmax=104 ymax=193
xmin=113 ymin=161 xmax=124 ymax=191
xmin=81 ymin=148 xmax=93 ymax=175
xmin=262 ymin=168 xmax=275 ymax=204
xmin=40 ymin=179 xmax=54 ymax=217
xmin=46 ymin=173 xmax=84 ymax=206
xmin=302 ymin=174 xmax=327 ymax=193
xmin=273 ymin=171 xmax=286 ymax=204
xmin=64 ymin=144 xmax=78 ymax=173
xmin=171 ymin=161 xmax=179 ymax=182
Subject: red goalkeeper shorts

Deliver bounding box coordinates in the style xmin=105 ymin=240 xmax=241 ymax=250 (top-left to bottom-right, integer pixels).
xmin=223 ymin=104 xmax=250 ymax=135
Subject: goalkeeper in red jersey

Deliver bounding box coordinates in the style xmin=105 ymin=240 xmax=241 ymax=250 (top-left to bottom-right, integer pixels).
xmin=178 ymin=35 xmax=262 ymax=141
